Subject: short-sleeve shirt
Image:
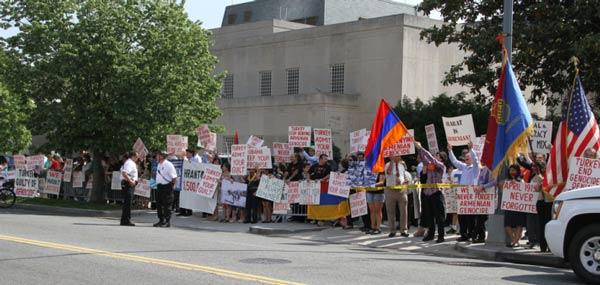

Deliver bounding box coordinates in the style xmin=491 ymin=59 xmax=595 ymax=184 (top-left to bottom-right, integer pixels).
xmin=157 ymin=160 xmax=177 ymax=185
xmin=121 ymin=159 xmax=138 ymax=182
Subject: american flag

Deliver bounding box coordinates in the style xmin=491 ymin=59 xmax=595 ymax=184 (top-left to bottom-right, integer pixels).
xmin=545 ymin=77 xmax=600 ymax=197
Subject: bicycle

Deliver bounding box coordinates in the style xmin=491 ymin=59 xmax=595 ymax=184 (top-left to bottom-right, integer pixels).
xmin=0 ymin=181 xmax=16 ymax=208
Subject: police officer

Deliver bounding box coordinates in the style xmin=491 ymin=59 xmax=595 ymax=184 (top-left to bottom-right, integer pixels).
xmin=120 ymin=151 xmax=139 ymax=226
xmin=155 ymin=151 xmax=178 ymax=227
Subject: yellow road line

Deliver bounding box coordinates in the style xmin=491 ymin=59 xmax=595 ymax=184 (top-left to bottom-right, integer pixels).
xmin=0 ymin=234 xmax=304 ymax=285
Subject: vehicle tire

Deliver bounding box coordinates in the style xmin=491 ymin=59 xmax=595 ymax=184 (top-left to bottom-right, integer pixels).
xmin=569 ymin=224 xmax=600 ymax=284
xmin=0 ymin=188 xmax=16 ymax=208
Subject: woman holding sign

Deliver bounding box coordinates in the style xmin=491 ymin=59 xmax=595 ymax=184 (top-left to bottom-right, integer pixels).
xmin=504 ymin=164 xmax=527 ymax=248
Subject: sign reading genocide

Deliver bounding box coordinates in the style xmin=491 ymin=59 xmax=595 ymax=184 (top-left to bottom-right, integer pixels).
xmin=442 ymin=114 xmax=476 ymax=146
xmin=457 ymin=186 xmax=496 ymax=215
xmin=256 ymin=175 xmax=284 ymax=202
xmin=63 ymin=159 xmax=73 ymax=182
xmin=501 ymin=180 xmax=539 ymax=214
xmin=425 ymin=124 xmax=439 ymax=154
xmin=134 ymin=179 xmax=151 ymax=198
xmin=246 ymin=135 xmax=264 ymax=149
xmin=531 ymin=120 xmax=553 ymax=154
xmin=272 ymin=143 xmax=291 ymax=164
xmin=350 ymin=129 xmax=369 ymax=153
xmin=111 ymin=171 xmax=122 ymax=190
xmin=220 ymin=180 xmax=247 ymax=208
xmin=72 ymin=171 xmax=84 ymax=188
xmin=565 ymin=157 xmax=600 ymax=191
xmin=384 ymin=129 xmax=415 ymax=157
xmin=288 ymin=126 xmax=312 ymax=148
xmin=327 ymin=172 xmax=350 ymax=198
xmin=45 ymin=170 xmax=62 ymax=195
xmin=247 ymin=147 xmax=272 ymax=169
xmin=167 ymin=135 xmax=188 ymax=157
xmin=349 ymin=191 xmax=368 ymax=218
xmin=230 ymin=144 xmax=248 ymax=176
xmin=314 ymin=128 xmax=333 ymax=157
xmin=15 ymin=169 xmax=38 ymax=197
xmin=133 ymin=138 xmax=149 ymax=158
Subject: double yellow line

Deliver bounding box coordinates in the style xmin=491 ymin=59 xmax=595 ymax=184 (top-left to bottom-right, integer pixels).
xmin=0 ymin=234 xmax=303 ymax=285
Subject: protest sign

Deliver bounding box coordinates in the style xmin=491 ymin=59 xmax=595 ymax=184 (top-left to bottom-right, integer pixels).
xmin=45 ymin=170 xmax=62 ymax=195
xmin=565 ymin=157 xmax=600 ymax=191
xmin=288 ymin=126 xmax=312 ymax=148
xmin=63 ymin=159 xmax=73 ymax=182
xmin=285 ymin=181 xmax=301 ymax=204
xmin=531 ymin=121 xmax=553 ymax=154
xmin=273 ymin=143 xmax=291 ymax=163
xmin=314 ymin=128 xmax=333 ymax=157
xmin=472 ymin=136 xmax=486 ymax=161
xmin=205 ymin=132 xmax=217 ymax=151
xmin=196 ymin=125 xmax=211 ymax=147
xmin=230 ymin=144 xmax=248 ymax=176
xmin=443 ymin=188 xmax=458 ymax=214
xmin=384 ymin=129 xmax=415 ymax=157
xmin=247 ymin=147 xmax=272 ymax=169
xmin=457 ymin=186 xmax=496 ymax=215
xmin=72 ymin=171 xmax=84 ymax=188
xmin=327 ymin=172 xmax=350 ymax=198
xmin=167 ymin=135 xmax=188 ymax=157
xmin=350 ymin=129 xmax=369 ymax=153
xmin=26 ymin=155 xmax=45 ymax=171
xmin=15 ymin=169 xmax=38 ymax=197
xmin=349 ymin=191 xmax=368 ymax=218
xmin=220 ymin=180 xmax=247 ymax=207
xmin=246 ymin=135 xmax=264 ymax=148
xmin=38 ymin=178 xmax=46 ymax=194
xmin=501 ymin=180 xmax=539 ymax=214
xmin=180 ymin=188 xmax=217 ymax=214
xmin=111 ymin=171 xmax=122 ymax=190
xmin=134 ymin=179 xmax=151 ymax=198
xmin=273 ymin=186 xmax=290 ymax=215
xmin=133 ymin=138 xmax=149 ymax=158
xmin=442 ymin=114 xmax=476 ymax=146
xmin=299 ymin=180 xmax=320 ymax=205
xmin=13 ymin=155 xmax=26 ymax=170
xmin=170 ymin=159 xmax=184 ymax=192
xmin=425 ymin=124 xmax=439 ymax=154
xmin=256 ymin=175 xmax=284 ymax=202
xmin=182 ymin=161 xmax=204 ymax=195
xmin=86 ymin=176 xmax=93 ymax=190
xmin=197 ymin=164 xmax=222 ymax=198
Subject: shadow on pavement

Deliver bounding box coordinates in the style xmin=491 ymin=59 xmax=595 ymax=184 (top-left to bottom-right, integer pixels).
xmin=501 ymin=273 xmax=580 ymax=284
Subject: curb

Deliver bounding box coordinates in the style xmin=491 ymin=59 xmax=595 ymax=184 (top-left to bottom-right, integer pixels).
xmin=453 ymin=242 xmax=570 ymax=269
xmin=249 ymin=225 xmax=327 ymax=236
xmin=10 ymin=203 xmax=147 ymax=218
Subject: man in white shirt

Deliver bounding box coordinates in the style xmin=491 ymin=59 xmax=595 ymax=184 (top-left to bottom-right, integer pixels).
xmin=448 ymin=142 xmax=480 ymax=242
xmin=120 ymin=151 xmax=139 ymax=226
xmin=155 ymin=151 xmax=178 ymax=227
xmin=384 ymin=155 xmax=410 ymax=237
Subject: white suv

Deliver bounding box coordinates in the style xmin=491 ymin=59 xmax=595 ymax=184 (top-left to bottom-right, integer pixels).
xmin=546 ymin=186 xmax=600 ymax=284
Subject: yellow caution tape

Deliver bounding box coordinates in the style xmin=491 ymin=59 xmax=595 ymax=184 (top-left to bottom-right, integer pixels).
xmin=352 ymin=183 xmax=465 ymax=192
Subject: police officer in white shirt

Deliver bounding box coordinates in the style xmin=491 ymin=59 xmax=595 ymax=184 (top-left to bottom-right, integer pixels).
xmin=155 ymin=151 xmax=178 ymax=227
xmin=120 ymin=151 xmax=139 ymax=226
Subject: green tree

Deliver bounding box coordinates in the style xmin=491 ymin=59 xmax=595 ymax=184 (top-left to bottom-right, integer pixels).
xmin=1 ymin=0 xmax=222 ymax=202
xmin=419 ymin=1 xmax=600 ymax=106
xmin=0 ymin=81 xmax=33 ymax=153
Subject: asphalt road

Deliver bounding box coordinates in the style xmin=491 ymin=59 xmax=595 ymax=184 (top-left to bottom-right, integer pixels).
xmin=0 ymin=211 xmax=582 ymax=285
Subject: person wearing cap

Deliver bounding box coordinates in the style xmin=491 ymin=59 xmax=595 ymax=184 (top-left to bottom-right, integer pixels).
xmin=155 ymin=151 xmax=178 ymax=227
xmin=120 ymin=151 xmax=139 ymax=226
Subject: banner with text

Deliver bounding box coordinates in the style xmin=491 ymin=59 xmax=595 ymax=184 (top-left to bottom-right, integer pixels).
xmin=349 ymin=191 xmax=368 ymax=218
xmin=350 ymin=129 xmax=369 ymax=153
xmin=501 ymin=181 xmax=539 ymax=214
xmin=220 ymin=180 xmax=247 ymax=207
xmin=384 ymin=129 xmax=415 ymax=157
xmin=72 ymin=171 xmax=84 ymax=188
xmin=314 ymin=128 xmax=333 ymax=157
xmin=457 ymin=186 xmax=496 ymax=215
xmin=246 ymin=135 xmax=264 ymax=148
xmin=327 ymin=172 xmax=350 ymax=198
xmin=472 ymin=135 xmax=486 ymax=161
xmin=45 ymin=170 xmax=62 ymax=195
xmin=134 ymin=179 xmax=151 ymax=198
xmin=299 ymin=180 xmax=320 ymax=205
xmin=167 ymin=135 xmax=188 ymax=157
xmin=442 ymin=114 xmax=476 ymax=146
xmin=247 ymin=147 xmax=272 ymax=169
xmin=63 ymin=159 xmax=73 ymax=182
xmin=531 ymin=121 xmax=553 ymax=154
xmin=230 ymin=144 xmax=248 ymax=176
xmin=288 ymin=126 xmax=312 ymax=148
xmin=15 ymin=169 xmax=38 ymax=197
xmin=273 ymin=143 xmax=291 ymax=163
xmin=425 ymin=124 xmax=439 ymax=154
xmin=443 ymin=188 xmax=458 ymax=214
xmin=13 ymin=155 xmax=26 ymax=170
xmin=256 ymin=175 xmax=284 ymax=202
xmin=565 ymin=157 xmax=600 ymax=191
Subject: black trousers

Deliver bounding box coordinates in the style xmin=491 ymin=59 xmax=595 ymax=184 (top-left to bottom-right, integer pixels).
xmin=419 ymin=190 xmax=430 ymax=228
xmin=459 ymin=215 xmax=475 ymax=239
xmin=120 ymin=183 xmax=133 ymax=225
xmin=245 ymin=191 xmax=259 ymax=223
xmin=423 ymin=191 xmax=445 ymax=238
xmin=537 ymin=200 xmax=552 ymax=251
xmin=157 ymin=184 xmax=174 ymax=222
xmin=473 ymin=215 xmax=488 ymax=240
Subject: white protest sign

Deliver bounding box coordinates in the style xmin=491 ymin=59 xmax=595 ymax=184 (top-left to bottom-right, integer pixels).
xmin=26 ymin=155 xmax=45 ymax=171
xmin=273 ymin=186 xmax=289 ymax=215
xmin=247 ymin=147 xmax=272 ymax=169
xmin=285 ymin=181 xmax=301 ymax=204
xmin=425 ymin=124 xmax=439 ymax=154
xmin=384 ymin=129 xmax=415 ymax=157
xmin=314 ymin=128 xmax=333 ymax=157
xmin=180 ymin=189 xmax=217 ymax=214
xmin=501 ymin=181 xmax=539 ymax=214
xmin=230 ymin=144 xmax=248 ymax=176
xmin=327 ymin=172 xmax=350 ymax=198
xmin=246 ymin=135 xmax=264 ymax=148
xmin=134 ymin=179 xmax=151 ymax=198
xmin=182 ymin=161 xmax=204 ymax=195
xmin=442 ymin=114 xmax=476 ymax=146
xmin=299 ymin=180 xmax=320 ymax=205
xmin=443 ymin=188 xmax=458 ymax=214
xmin=531 ymin=121 xmax=553 ymax=154
xmin=288 ymin=126 xmax=312 ymax=148
xmin=256 ymin=175 xmax=284 ymax=202
xmin=72 ymin=171 xmax=84 ymax=188
xmin=565 ymin=157 xmax=600 ymax=191
xmin=38 ymin=178 xmax=46 ymax=194
xmin=350 ymin=129 xmax=368 ymax=153
xmin=13 ymin=155 xmax=26 ymax=170
xmin=15 ymin=169 xmax=38 ymax=197
xmin=349 ymin=191 xmax=368 ymax=218
xmin=205 ymin=132 xmax=217 ymax=151
xmin=63 ymin=159 xmax=73 ymax=182
xmin=167 ymin=135 xmax=188 ymax=157
xmin=111 ymin=171 xmax=122 ymax=190
xmin=45 ymin=170 xmax=62 ymax=195
xmin=472 ymin=135 xmax=486 ymax=161
xmin=196 ymin=125 xmax=211 ymax=147
xmin=457 ymin=186 xmax=496 ymax=215
xmin=133 ymin=138 xmax=149 ymax=158
xmin=196 ymin=164 xmax=222 ymax=198
xmin=220 ymin=180 xmax=247 ymax=207
xmin=273 ymin=143 xmax=291 ymax=163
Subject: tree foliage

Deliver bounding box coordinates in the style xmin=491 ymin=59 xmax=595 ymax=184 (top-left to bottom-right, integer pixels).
xmin=0 ymin=0 xmax=222 ymax=155
xmin=0 ymin=79 xmax=33 ymax=153
xmin=419 ymin=1 xmax=600 ymax=106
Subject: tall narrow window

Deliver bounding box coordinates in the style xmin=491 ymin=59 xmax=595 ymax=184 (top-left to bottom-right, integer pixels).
xmin=259 ymin=71 xmax=272 ymax=96
xmin=243 ymin=11 xmax=252 ymax=22
xmin=330 ymin=64 xmax=345 ymax=94
xmin=286 ymin=68 xmax=299 ymax=95
xmin=227 ymin=14 xmax=237 ymax=25
xmin=222 ymin=74 xmax=234 ymax=99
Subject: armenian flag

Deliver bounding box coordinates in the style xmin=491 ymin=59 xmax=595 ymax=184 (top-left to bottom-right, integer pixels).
xmin=364 ymin=99 xmax=408 ymax=172
xmin=307 ymin=180 xmax=350 ymax=220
